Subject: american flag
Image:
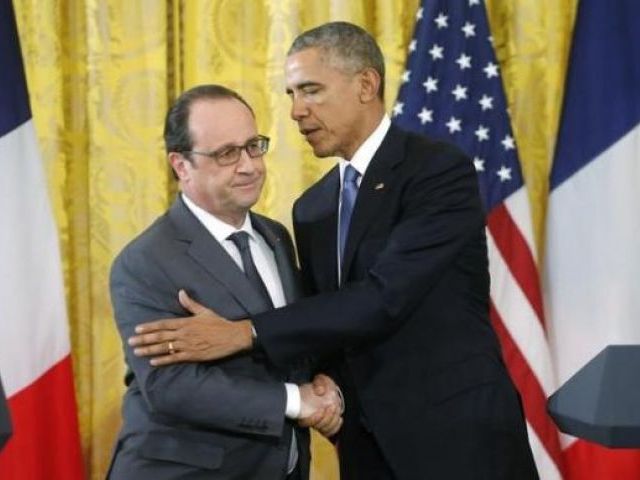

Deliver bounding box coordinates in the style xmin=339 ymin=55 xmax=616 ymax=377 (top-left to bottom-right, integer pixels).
xmin=393 ymin=1 xmax=563 ymax=478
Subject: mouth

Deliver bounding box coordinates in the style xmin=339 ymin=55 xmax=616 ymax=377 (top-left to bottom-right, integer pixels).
xmin=233 ymin=177 xmax=261 ymax=190
xmin=300 ymin=127 xmax=321 ymax=141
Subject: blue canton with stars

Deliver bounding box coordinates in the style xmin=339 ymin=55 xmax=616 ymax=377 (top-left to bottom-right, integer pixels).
xmin=393 ymin=0 xmax=524 ymax=212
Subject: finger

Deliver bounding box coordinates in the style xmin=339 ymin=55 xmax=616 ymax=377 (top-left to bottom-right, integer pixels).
xmin=323 ymin=416 xmax=343 ymax=437
xmin=298 ymin=409 xmax=324 ymax=428
xmin=134 ymin=318 xmax=186 ymax=334
xmin=309 ymin=405 xmax=337 ymax=432
xmin=129 ymin=330 xmax=175 ymax=347
xmin=149 ymin=351 xmax=190 ymax=366
xmin=178 ymin=289 xmax=209 ymax=315
xmin=312 ymin=374 xmax=330 ymax=395
xmin=132 ymin=341 xmax=174 ymax=357
xmin=313 ymin=408 xmax=342 ymax=437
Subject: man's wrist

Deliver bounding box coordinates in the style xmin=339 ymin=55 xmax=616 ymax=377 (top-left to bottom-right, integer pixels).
xmin=237 ymin=320 xmax=255 ymax=351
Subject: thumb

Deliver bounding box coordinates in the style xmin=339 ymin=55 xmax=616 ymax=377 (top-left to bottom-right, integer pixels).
xmin=313 ymin=374 xmax=328 ymax=395
xmin=178 ymin=289 xmax=208 ymax=315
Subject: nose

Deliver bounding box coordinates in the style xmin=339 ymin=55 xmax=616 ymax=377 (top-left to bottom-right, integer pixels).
xmin=290 ymin=94 xmax=308 ymax=122
xmin=235 ymin=148 xmax=258 ymax=173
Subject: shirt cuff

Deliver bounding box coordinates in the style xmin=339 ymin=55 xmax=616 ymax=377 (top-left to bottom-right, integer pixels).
xmin=284 ymin=383 xmax=301 ymax=419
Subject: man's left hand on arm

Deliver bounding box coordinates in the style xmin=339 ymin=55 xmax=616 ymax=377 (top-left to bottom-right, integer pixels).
xmin=128 ymin=289 xmax=253 ymax=366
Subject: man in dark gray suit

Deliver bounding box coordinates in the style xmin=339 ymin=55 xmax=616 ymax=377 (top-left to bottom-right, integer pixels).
xmin=108 ymin=84 xmax=341 ymax=479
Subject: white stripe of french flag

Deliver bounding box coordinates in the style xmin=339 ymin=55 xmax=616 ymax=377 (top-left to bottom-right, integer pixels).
xmin=0 ymin=1 xmax=84 ymax=477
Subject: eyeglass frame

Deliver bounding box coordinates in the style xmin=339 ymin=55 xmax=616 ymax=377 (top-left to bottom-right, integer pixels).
xmin=180 ymin=135 xmax=270 ymax=167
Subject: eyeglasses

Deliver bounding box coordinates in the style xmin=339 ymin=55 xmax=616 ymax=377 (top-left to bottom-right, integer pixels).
xmin=182 ymin=135 xmax=270 ymax=167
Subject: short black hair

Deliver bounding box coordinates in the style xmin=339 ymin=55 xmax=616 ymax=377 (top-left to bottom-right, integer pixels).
xmin=163 ymin=84 xmax=254 ymax=155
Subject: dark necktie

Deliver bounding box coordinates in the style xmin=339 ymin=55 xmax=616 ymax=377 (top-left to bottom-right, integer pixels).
xmin=227 ymin=231 xmax=274 ymax=308
xmin=339 ymin=164 xmax=360 ymax=268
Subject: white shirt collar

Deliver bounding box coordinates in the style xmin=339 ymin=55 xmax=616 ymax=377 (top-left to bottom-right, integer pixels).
xmin=339 ymin=114 xmax=391 ymax=180
xmin=181 ymin=193 xmax=255 ymax=243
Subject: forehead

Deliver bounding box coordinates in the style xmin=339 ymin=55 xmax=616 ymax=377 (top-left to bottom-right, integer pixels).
xmin=285 ymin=47 xmax=350 ymax=87
xmin=188 ymin=98 xmax=257 ymax=145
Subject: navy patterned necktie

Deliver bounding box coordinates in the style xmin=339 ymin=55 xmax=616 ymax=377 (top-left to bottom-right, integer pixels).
xmin=339 ymin=164 xmax=360 ymax=268
xmin=227 ymin=231 xmax=273 ymax=308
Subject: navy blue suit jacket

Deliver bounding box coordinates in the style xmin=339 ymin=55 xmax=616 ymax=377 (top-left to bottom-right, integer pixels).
xmin=254 ymin=125 xmax=538 ymax=479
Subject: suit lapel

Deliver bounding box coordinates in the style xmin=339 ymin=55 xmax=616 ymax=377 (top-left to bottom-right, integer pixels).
xmin=251 ymin=213 xmax=302 ymax=305
xmin=308 ymin=168 xmax=340 ymax=291
xmin=168 ymin=197 xmax=270 ymax=317
xmin=342 ymin=126 xmax=406 ymax=279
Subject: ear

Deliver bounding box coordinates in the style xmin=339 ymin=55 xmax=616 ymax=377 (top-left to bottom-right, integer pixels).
xmin=168 ymin=152 xmax=190 ymax=181
xmin=359 ymin=67 xmax=382 ymax=103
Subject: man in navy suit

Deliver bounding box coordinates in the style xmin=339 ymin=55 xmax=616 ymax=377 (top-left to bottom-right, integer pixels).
xmin=131 ymin=24 xmax=538 ymax=479
xmin=108 ymin=84 xmax=341 ymax=479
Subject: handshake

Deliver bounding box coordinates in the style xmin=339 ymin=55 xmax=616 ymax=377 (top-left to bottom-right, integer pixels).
xmin=297 ymin=373 xmax=343 ymax=438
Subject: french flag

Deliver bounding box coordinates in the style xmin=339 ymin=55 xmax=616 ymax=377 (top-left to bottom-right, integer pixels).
xmin=544 ymin=0 xmax=640 ymax=478
xmin=0 ymin=1 xmax=84 ymax=478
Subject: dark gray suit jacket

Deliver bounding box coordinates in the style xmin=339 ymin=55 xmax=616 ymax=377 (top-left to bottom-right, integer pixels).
xmin=108 ymin=196 xmax=309 ymax=480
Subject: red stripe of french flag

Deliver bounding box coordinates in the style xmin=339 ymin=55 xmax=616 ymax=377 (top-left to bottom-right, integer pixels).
xmin=1 ymin=358 xmax=84 ymax=478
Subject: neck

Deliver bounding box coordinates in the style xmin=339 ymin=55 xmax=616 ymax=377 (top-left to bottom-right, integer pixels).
xmin=217 ymin=211 xmax=247 ymax=229
xmin=344 ymin=108 xmax=385 ymax=160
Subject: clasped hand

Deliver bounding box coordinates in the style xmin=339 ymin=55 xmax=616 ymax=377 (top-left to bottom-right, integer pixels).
xmin=298 ymin=374 xmax=343 ymax=438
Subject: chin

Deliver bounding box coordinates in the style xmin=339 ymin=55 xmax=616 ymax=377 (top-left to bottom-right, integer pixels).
xmin=312 ymin=145 xmax=336 ymax=158
xmin=239 ymin=190 xmax=262 ymax=208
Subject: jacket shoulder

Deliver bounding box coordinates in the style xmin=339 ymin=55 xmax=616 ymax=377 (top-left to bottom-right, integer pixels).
xmin=111 ymin=212 xmax=174 ymax=274
xmin=402 ymin=128 xmax=472 ymax=171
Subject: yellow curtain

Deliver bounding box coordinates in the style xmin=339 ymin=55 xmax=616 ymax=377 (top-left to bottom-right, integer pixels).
xmin=486 ymin=0 xmax=579 ymax=255
xmin=13 ymin=1 xmax=576 ymax=478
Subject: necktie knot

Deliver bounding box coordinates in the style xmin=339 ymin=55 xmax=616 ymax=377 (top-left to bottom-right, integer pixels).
xmin=228 ymin=231 xmax=251 ymax=252
xmin=344 ymin=164 xmax=360 ymax=186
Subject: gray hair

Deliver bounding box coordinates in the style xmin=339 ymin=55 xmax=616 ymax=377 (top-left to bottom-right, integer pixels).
xmin=288 ymin=21 xmax=385 ymax=100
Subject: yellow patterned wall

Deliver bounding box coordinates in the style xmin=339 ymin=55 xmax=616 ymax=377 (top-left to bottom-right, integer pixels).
xmin=13 ymin=1 xmax=576 ymax=478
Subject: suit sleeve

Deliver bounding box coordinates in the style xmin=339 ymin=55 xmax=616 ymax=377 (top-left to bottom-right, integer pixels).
xmin=253 ymin=144 xmax=486 ymax=365
xmin=110 ymin=247 xmax=287 ymax=438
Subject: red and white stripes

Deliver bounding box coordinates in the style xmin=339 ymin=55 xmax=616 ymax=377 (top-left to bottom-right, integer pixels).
xmin=487 ymin=187 xmax=564 ymax=479
xmin=0 ymin=121 xmax=84 ymax=478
